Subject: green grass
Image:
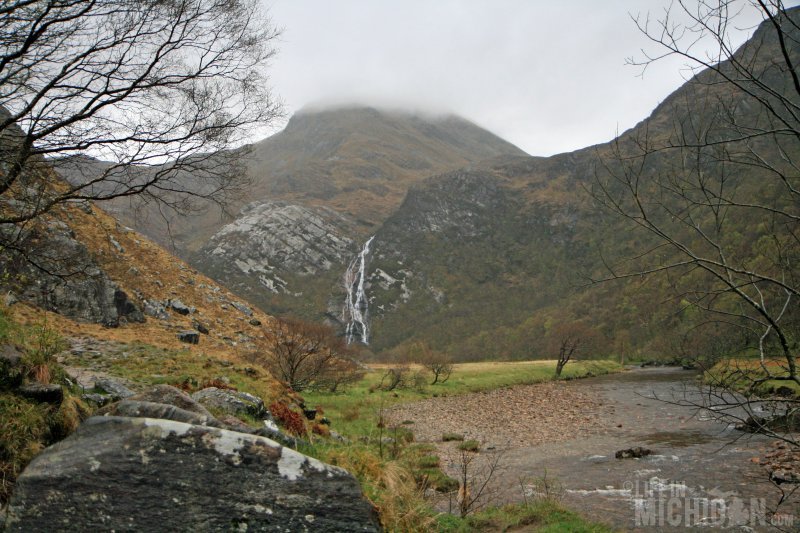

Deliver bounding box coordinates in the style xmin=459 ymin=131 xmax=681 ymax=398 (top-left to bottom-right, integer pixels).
xmin=435 ymin=500 xmax=614 ymax=532
xmin=458 ymin=439 xmax=480 ymax=452
xmin=60 ymin=341 xmax=281 ymax=410
xmin=706 ymin=358 xmax=800 ymax=397
xmin=303 ymin=359 xmax=621 ymax=437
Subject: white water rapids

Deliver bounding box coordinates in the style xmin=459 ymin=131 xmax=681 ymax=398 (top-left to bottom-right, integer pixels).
xmin=343 ymin=236 xmax=374 ymax=344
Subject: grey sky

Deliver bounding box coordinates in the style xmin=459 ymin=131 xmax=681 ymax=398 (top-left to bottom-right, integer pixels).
xmin=263 ymin=1 xmax=784 ymax=156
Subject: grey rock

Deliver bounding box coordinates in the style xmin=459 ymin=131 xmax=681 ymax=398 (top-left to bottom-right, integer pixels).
xmin=126 ymin=385 xmax=214 ymax=418
xmin=0 ymin=223 xmax=145 ymax=327
xmin=169 ymin=299 xmax=192 ymax=315
xmin=230 ymin=301 xmax=253 ymax=316
xmin=113 ymin=289 xmax=144 ymax=323
xmin=193 ymin=321 xmax=209 ymax=334
xmin=249 ymin=318 xmax=262 ymax=326
xmin=103 ymin=400 xmax=222 ymax=427
xmin=18 ymin=383 xmax=63 ymax=404
xmin=143 ymin=299 xmax=169 ymax=320
xmin=3 ymin=292 xmax=17 ymax=306
xmin=5 ymin=416 xmax=380 ymax=532
xmin=109 ymin=236 xmax=124 ymax=254
xmin=195 ymin=201 xmax=359 ymax=297
xmin=191 ymin=387 xmax=267 ymax=419
xmin=81 ymin=393 xmax=111 ymax=407
xmin=177 ymin=330 xmax=199 ymax=344
xmin=615 ymin=447 xmax=652 ymax=459
xmin=0 ymin=343 xmax=23 ymax=367
xmin=94 ymin=377 xmax=135 ymax=400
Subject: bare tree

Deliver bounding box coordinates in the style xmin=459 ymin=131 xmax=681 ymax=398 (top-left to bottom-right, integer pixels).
xmin=554 ymin=335 xmax=579 ymax=378
xmin=408 ymin=341 xmax=454 ymax=385
xmin=455 ymin=447 xmax=504 ymax=518
xmin=547 ymin=322 xmax=603 ymax=377
xmin=426 ymin=355 xmax=454 ymax=385
xmin=0 ymin=0 xmax=282 ymax=236
xmin=251 ymin=317 xmax=355 ymax=393
xmin=592 ymin=0 xmax=800 ymax=446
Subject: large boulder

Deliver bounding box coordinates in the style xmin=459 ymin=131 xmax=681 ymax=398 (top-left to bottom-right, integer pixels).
xmin=5 ymin=416 xmax=380 ymax=532
xmin=191 ymin=387 xmax=268 ymax=420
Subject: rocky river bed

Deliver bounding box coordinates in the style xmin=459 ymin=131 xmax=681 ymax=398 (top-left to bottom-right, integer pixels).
xmin=386 ymin=367 xmax=799 ymax=531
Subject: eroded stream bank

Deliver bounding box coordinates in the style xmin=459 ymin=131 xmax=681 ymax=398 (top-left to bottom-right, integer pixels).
xmin=387 ymin=367 xmax=798 ymax=531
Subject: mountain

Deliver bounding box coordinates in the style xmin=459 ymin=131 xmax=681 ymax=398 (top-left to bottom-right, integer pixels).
xmin=59 ymin=8 xmax=800 ymax=361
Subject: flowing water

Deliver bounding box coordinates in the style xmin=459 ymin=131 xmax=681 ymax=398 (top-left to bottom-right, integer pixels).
xmin=492 ymin=368 xmax=796 ymax=531
xmin=342 ymin=236 xmax=374 ymax=344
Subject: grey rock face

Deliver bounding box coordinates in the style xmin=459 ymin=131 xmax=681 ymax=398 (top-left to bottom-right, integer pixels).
xmin=0 ymin=222 xmax=145 ymax=327
xmin=191 ymin=387 xmax=268 ymax=420
xmin=196 ymin=201 xmax=357 ymax=294
xmin=5 ymin=416 xmax=381 ymax=532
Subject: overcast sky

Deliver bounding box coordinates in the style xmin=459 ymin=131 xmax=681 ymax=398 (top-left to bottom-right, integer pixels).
xmin=263 ymin=1 xmax=792 ymax=157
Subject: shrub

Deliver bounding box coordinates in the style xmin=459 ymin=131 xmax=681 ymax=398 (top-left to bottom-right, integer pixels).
xmin=417 ymin=455 xmax=440 ymax=468
xmin=442 ymin=432 xmax=465 ymax=442
xmin=458 ymin=440 xmax=480 ymax=452
xmin=268 ymin=401 xmax=306 ymax=436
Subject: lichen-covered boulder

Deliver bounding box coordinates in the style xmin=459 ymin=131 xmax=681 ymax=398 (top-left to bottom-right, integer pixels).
xmin=5 ymin=416 xmax=380 ymax=532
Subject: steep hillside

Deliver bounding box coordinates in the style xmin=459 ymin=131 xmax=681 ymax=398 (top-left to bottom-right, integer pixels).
xmin=53 ymin=9 xmax=800 ymax=362
xmin=84 ymin=107 xmax=526 ymax=256
xmin=1 ymin=194 xmax=280 ymax=368
xmin=360 ymin=7 xmax=800 ymax=359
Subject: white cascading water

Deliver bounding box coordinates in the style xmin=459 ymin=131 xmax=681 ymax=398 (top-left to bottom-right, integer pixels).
xmin=343 ymin=236 xmax=375 ymax=344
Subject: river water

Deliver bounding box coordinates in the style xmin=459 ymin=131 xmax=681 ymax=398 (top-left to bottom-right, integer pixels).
xmin=481 ymin=368 xmax=796 ymax=531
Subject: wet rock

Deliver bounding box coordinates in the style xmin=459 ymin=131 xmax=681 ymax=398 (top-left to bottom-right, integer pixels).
xmin=191 ymin=387 xmax=267 ymax=419
xmin=4 ymin=416 xmax=381 ymax=532
xmin=615 ymin=447 xmax=652 ymax=459
xmin=94 ymin=377 xmax=135 ymax=400
xmin=177 ymin=330 xmax=199 ymax=344
xmin=18 ymin=383 xmax=63 ymax=404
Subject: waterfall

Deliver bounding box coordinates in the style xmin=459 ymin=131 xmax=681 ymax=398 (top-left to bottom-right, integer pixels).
xmin=343 ymin=236 xmax=375 ymax=344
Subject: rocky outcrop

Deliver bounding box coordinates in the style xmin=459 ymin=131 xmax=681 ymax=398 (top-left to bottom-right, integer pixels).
xmin=195 ymin=201 xmax=357 ymax=295
xmin=0 ymin=220 xmax=144 ymax=327
xmin=4 ymin=416 xmax=381 ymax=532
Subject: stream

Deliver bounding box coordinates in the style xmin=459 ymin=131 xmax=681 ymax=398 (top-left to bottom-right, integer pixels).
xmin=431 ymin=367 xmax=798 ymax=531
